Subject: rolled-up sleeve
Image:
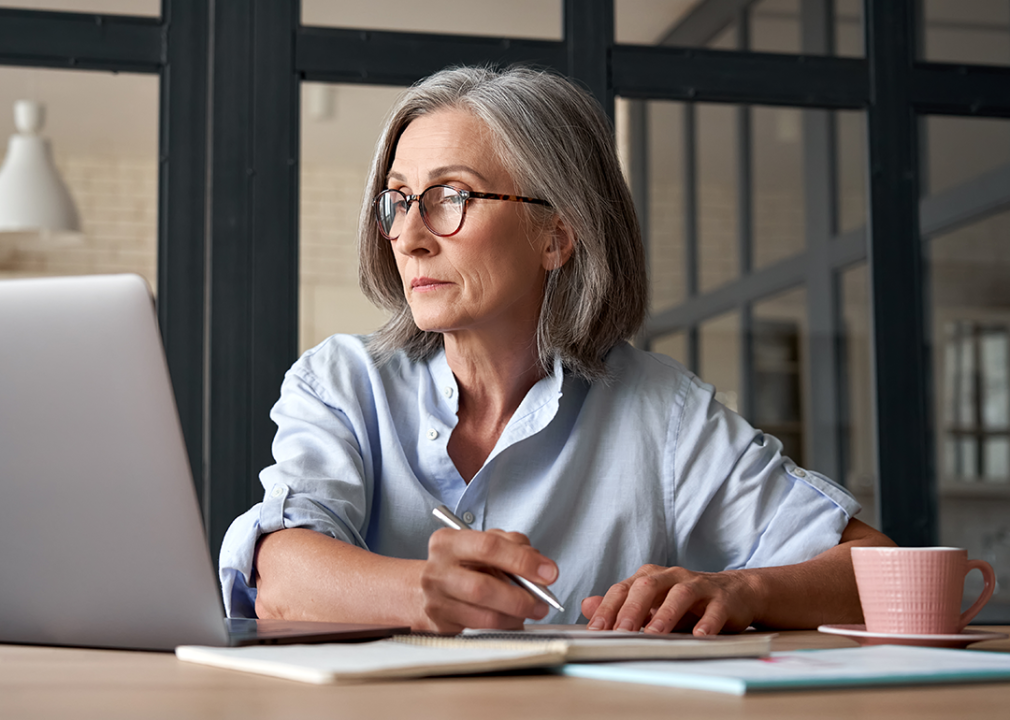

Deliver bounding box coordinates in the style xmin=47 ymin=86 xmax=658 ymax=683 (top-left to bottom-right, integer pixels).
xmin=218 ymin=363 xmax=373 ymax=617
xmin=671 ymin=373 xmax=860 ymax=573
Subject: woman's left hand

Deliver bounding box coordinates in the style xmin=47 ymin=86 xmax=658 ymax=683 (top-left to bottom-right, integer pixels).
xmin=580 ymin=564 xmax=763 ymax=636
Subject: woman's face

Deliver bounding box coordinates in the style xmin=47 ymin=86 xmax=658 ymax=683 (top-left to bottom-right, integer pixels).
xmin=385 ymin=108 xmax=567 ymax=347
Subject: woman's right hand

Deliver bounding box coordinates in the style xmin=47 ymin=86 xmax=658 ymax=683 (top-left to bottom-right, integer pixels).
xmin=418 ymin=528 xmax=559 ymax=633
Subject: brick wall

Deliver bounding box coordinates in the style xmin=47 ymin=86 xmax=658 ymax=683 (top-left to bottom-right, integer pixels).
xmin=0 ymin=156 xmax=157 ymax=289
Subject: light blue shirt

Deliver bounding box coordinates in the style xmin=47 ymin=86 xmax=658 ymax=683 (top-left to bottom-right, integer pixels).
xmin=220 ymin=335 xmax=860 ymax=622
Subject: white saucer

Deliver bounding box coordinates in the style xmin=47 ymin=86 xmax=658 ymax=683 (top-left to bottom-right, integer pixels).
xmin=818 ymin=624 xmax=1008 ymax=649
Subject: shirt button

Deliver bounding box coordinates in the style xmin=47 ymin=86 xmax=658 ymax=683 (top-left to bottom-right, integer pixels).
xmin=794 ymin=467 xmax=807 ymax=478
xmin=270 ymin=485 xmax=285 ymax=498
xmin=443 ymin=386 xmax=454 ymax=399
xmin=462 ymin=511 xmax=475 ymax=525
xmin=427 ymin=428 xmax=439 ymax=440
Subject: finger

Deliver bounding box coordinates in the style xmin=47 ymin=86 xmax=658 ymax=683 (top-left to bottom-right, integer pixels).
xmin=581 ymin=595 xmax=603 ymax=620
xmin=643 ymin=581 xmax=700 ymax=635
xmin=612 ymin=573 xmax=668 ymax=632
xmin=692 ymin=599 xmax=730 ymax=637
xmin=422 ymin=594 xmax=530 ymax=633
xmin=585 ymin=580 xmax=634 ymax=630
xmin=486 ymin=529 xmax=532 ymax=547
xmin=422 ymin=559 xmax=549 ymax=622
xmin=428 ymin=528 xmax=558 ymax=585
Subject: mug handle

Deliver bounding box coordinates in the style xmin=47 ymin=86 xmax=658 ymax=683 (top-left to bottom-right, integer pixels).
xmin=958 ymin=559 xmax=996 ymax=632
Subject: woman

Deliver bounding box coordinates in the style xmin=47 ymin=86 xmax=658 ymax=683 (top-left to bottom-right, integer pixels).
xmin=220 ymin=65 xmax=892 ymax=635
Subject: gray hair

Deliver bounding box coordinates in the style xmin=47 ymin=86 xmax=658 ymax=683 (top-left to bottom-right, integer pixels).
xmin=358 ymin=65 xmax=647 ymax=381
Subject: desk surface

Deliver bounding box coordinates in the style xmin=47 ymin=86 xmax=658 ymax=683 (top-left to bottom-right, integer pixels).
xmin=4 ymin=628 xmax=1009 ymax=720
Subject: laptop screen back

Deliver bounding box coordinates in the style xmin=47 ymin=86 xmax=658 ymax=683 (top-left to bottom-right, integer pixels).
xmin=0 ymin=275 xmax=230 ymax=650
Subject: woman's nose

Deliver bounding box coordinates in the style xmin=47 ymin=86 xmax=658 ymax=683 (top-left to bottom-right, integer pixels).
xmin=392 ymin=203 xmax=436 ymax=255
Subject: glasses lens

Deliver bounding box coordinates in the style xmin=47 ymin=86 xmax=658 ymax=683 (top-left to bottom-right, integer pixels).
xmin=420 ymin=186 xmax=465 ymax=236
xmin=375 ymin=190 xmax=405 ymax=239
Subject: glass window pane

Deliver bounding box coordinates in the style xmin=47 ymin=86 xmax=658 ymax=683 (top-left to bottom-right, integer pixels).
xmin=958 ymin=437 xmax=978 ymax=480
xmin=698 ymin=103 xmax=738 ymax=292
xmin=0 ymin=67 xmax=158 ymax=289
xmin=841 ymin=262 xmax=878 ymax=528
xmin=931 ymin=212 xmax=1010 ymax=479
xmin=985 ymin=437 xmax=1010 ymax=481
xmin=0 ymin=0 xmax=158 ymax=15
xmin=835 ymin=0 xmax=864 ymax=58
xmin=750 ymin=0 xmax=801 ymax=55
xmin=753 ymin=106 xmax=804 ymax=269
xmin=650 ymin=330 xmax=687 ymax=367
xmin=616 ymin=0 xmax=862 ymax=56
xmin=836 ymin=110 xmax=867 ymax=235
xmin=699 ymin=311 xmax=740 ymax=414
xmin=616 ymin=1 xmax=735 ymax=47
xmin=299 ymin=83 xmax=397 ymax=352
xmin=956 ymin=325 xmax=976 ymax=429
xmin=928 ymin=108 xmax=1010 ymax=619
xmin=981 ymin=329 xmax=1009 ymax=429
xmin=925 ymin=116 xmax=1010 ymax=196
xmin=302 ymin=0 xmax=562 ymax=40
xmin=753 ymin=286 xmax=807 ymax=467
xmin=921 ymin=0 xmax=1010 ymax=67
xmin=643 ymin=100 xmax=686 ymax=312
xmin=708 ymin=18 xmax=738 ymax=50
xmin=616 ymin=0 xmax=694 ymax=44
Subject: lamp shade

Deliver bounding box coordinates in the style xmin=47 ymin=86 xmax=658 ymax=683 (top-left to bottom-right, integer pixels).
xmin=0 ymin=100 xmax=81 ymax=234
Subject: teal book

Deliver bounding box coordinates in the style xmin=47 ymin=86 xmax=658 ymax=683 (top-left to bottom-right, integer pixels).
xmin=561 ymin=645 xmax=1010 ymax=695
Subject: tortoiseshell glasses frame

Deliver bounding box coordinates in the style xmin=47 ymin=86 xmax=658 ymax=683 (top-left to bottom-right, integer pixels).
xmin=373 ymin=184 xmax=551 ymax=240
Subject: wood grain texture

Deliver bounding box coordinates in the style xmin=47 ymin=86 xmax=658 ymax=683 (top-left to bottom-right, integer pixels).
xmin=3 ymin=629 xmax=1009 ymax=720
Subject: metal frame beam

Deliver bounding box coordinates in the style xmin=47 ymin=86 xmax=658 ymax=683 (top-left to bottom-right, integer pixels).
xmin=801 ymin=0 xmax=843 ymax=481
xmin=565 ymin=0 xmax=614 ymax=118
xmin=683 ymin=103 xmax=701 ymax=373
xmin=911 ymin=62 xmax=1010 ymax=118
xmin=204 ymin=0 xmax=300 ymax=558
xmin=296 ymin=27 xmax=565 ymax=85
xmin=613 ymin=45 xmax=868 ymax=108
xmin=736 ymin=15 xmax=755 ymax=423
xmin=865 ymin=0 xmax=935 ymax=544
xmin=158 ymin=0 xmax=209 ymax=515
xmin=0 ymin=8 xmax=161 ymax=72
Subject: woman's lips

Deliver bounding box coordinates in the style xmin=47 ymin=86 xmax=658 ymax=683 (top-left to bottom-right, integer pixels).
xmin=411 ymin=277 xmax=450 ymax=292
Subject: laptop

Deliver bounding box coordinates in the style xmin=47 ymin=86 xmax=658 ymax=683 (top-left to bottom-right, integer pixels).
xmin=0 ymin=274 xmax=408 ymax=651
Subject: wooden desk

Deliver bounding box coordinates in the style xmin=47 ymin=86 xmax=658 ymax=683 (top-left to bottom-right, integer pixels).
xmin=4 ymin=628 xmax=1009 ymax=720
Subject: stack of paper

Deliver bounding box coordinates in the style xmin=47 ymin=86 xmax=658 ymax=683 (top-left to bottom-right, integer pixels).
xmin=175 ymin=629 xmax=772 ymax=684
xmin=561 ymin=645 xmax=1010 ymax=695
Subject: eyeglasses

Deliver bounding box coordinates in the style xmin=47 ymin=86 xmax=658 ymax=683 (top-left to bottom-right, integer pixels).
xmin=373 ymin=184 xmax=550 ymax=241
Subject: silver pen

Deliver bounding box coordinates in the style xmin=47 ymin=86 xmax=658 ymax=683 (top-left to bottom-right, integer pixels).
xmin=431 ymin=505 xmax=565 ymax=612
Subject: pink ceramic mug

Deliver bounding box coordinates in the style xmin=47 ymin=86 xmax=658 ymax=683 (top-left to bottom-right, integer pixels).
xmin=851 ymin=547 xmax=996 ymax=635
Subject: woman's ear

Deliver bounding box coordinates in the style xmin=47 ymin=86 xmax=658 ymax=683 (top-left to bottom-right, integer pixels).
xmin=542 ymin=217 xmax=575 ymax=271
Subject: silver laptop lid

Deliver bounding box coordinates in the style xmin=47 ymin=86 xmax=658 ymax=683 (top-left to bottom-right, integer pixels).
xmin=0 ymin=274 xmax=229 ymax=650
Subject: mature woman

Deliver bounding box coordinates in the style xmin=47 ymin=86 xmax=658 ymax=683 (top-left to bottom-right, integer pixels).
xmin=220 ymin=65 xmax=892 ymax=635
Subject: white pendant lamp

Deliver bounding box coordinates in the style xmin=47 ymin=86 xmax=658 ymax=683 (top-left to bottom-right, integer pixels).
xmin=0 ymin=100 xmax=82 ymax=253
